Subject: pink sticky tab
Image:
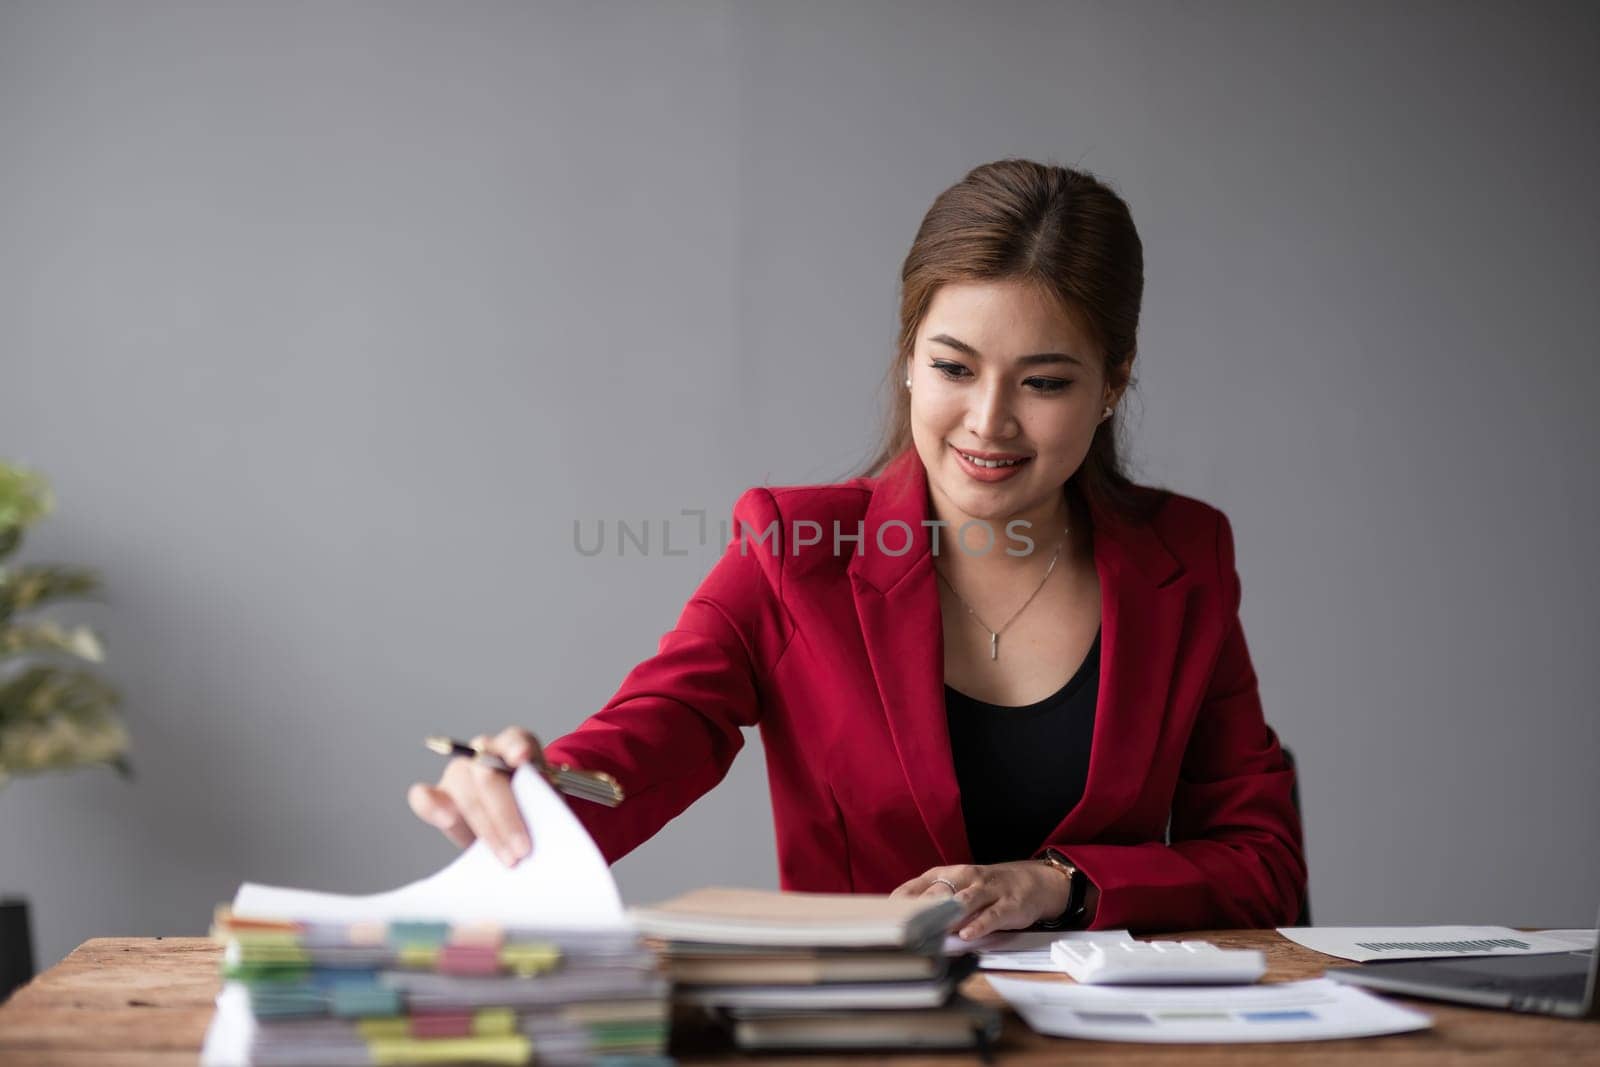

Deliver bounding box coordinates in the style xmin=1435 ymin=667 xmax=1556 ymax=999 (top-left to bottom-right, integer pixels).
xmin=410 ymin=1012 xmax=473 ymax=1039
xmin=437 ymin=944 xmax=502 ymax=976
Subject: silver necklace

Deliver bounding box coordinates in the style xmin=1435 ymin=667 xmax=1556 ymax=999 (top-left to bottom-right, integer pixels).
xmin=934 ymin=529 xmax=1067 ymax=660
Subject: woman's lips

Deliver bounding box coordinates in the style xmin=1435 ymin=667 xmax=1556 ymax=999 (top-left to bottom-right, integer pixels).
xmin=951 ymin=444 xmax=1031 ymax=483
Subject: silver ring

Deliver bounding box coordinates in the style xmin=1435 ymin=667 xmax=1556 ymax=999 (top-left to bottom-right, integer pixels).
xmin=931 ymin=877 xmax=958 ymax=894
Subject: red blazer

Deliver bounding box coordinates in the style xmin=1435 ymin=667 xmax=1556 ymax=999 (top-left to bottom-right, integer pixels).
xmin=545 ymin=448 xmax=1307 ymax=931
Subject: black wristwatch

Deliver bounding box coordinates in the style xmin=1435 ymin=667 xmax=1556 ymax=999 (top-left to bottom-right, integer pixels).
xmin=1035 ymin=847 xmax=1090 ymax=930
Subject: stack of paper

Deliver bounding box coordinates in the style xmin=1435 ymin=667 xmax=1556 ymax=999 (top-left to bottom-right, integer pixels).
xmin=630 ymin=887 xmax=999 ymax=1052
xmin=200 ymin=767 xmax=670 ymax=1067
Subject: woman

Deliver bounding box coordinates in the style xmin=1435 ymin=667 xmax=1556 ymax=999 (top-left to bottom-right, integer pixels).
xmin=408 ymin=159 xmax=1307 ymax=939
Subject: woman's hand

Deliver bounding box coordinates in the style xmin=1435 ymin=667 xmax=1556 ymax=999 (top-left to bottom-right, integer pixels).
xmin=407 ymin=727 xmax=547 ymax=867
xmin=891 ymin=860 xmax=1075 ymax=940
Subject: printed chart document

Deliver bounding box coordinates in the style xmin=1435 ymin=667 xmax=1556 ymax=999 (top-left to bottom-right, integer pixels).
xmin=1278 ymin=926 xmax=1591 ymax=963
xmin=230 ymin=765 xmax=625 ymax=928
xmin=989 ymin=975 xmax=1432 ymax=1043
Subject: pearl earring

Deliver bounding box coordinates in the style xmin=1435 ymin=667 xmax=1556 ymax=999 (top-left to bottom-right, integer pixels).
xmin=1101 ymin=406 xmax=1113 ymax=420
xmin=905 ymin=377 xmax=912 ymax=389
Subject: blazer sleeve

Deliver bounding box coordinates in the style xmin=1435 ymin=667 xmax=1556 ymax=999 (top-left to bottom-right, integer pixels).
xmin=542 ymin=487 xmax=792 ymax=864
xmin=1045 ymin=510 xmax=1308 ymax=931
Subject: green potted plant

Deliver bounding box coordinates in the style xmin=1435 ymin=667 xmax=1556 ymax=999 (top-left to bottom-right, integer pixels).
xmin=0 ymin=462 xmax=130 ymax=1000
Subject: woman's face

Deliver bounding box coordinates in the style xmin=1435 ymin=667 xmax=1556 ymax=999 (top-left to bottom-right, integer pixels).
xmin=908 ymin=279 xmax=1116 ymax=537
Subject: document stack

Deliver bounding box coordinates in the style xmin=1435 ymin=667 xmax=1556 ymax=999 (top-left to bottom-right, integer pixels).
xmin=631 ymin=887 xmax=999 ymax=1052
xmin=200 ymin=766 xmax=670 ymax=1067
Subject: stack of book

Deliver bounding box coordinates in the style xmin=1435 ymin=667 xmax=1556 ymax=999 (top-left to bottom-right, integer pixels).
xmin=200 ymin=765 xmax=671 ymax=1067
xmin=631 ymin=887 xmax=1000 ymax=1053
xmin=208 ymin=910 xmax=669 ymax=1066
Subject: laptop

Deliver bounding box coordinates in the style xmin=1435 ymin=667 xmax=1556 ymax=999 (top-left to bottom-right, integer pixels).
xmin=1326 ymin=908 xmax=1599 ymax=1019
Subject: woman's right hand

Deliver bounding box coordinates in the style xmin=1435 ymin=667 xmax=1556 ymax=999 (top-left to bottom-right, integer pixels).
xmin=407 ymin=727 xmax=547 ymax=867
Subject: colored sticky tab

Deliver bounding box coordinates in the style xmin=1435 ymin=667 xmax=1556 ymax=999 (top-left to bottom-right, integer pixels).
xmin=473 ymin=1007 xmax=517 ymax=1037
xmin=450 ymin=923 xmax=504 ymax=949
xmin=410 ymin=1012 xmax=473 ymax=1038
xmin=346 ymin=921 xmax=389 ymax=946
xmin=398 ymin=944 xmax=441 ymax=969
xmin=214 ymin=906 xmax=301 ymax=934
xmin=232 ymin=929 xmax=306 ymax=948
xmin=222 ymin=961 xmax=310 ymax=983
xmin=388 ymin=921 xmax=451 ymax=948
xmin=329 ymin=981 xmax=401 ymax=1018
xmin=499 ymin=943 xmax=561 ymax=977
xmin=366 ymin=1035 xmax=531 ymax=1065
xmin=438 ymin=944 xmax=501 ymax=976
xmin=247 ymin=985 xmax=325 ymax=1018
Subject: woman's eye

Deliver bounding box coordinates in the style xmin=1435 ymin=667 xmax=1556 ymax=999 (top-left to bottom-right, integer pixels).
xmin=928 ymin=361 xmax=1069 ymax=395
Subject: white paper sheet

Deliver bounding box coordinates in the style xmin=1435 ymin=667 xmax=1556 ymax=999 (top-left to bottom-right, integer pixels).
xmin=969 ymin=929 xmax=1136 ymax=972
xmin=1532 ymin=929 xmax=1598 ymax=951
xmin=1276 ymin=925 xmax=1589 ymax=963
xmin=232 ymin=765 xmax=625 ymax=927
xmin=988 ymin=975 xmax=1433 ymax=1043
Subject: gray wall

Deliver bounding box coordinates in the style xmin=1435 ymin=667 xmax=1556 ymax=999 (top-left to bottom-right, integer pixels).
xmin=2 ymin=1 xmax=1596 ymax=970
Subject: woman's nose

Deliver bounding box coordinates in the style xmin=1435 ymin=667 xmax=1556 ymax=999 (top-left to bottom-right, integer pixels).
xmin=965 ymin=381 xmax=1019 ymax=440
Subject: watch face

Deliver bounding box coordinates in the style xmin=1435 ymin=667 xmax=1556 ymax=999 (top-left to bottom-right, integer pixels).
xmin=1043 ymin=849 xmax=1077 ymax=878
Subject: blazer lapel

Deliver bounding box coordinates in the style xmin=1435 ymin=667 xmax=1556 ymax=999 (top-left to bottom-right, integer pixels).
xmin=1052 ymin=492 xmax=1189 ymax=843
xmin=848 ymin=450 xmax=970 ymax=865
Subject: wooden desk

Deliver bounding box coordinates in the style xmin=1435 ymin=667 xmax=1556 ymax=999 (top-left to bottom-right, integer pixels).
xmin=0 ymin=931 xmax=1594 ymax=1065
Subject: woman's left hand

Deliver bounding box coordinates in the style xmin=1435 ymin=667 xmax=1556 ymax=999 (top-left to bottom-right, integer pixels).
xmin=890 ymin=861 xmax=1074 ymax=941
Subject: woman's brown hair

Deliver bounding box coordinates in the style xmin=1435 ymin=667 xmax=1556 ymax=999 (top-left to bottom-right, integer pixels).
xmin=863 ymin=158 xmax=1159 ymax=523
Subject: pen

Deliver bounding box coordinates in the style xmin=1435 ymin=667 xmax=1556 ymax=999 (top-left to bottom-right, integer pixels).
xmin=424 ymin=735 xmax=625 ymax=807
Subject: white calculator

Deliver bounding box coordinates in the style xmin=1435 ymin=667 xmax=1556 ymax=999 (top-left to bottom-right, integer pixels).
xmin=1049 ymin=939 xmax=1267 ymax=985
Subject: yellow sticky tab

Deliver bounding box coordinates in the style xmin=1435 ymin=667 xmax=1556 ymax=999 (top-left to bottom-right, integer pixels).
xmin=357 ymin=1018 xmax=410 ymax=1041
xmin=472 ymin=1007 xmax=516 ymax=1036
xmin=398 ymin=944 xmax=440 ymax=968
xmin=499 ymin=943 xmax=560 ymax=976
xmin=233 ymin=931 xmax=307 ymax=949
xmin=367 ymin=1035 xmax=531 ymax=1065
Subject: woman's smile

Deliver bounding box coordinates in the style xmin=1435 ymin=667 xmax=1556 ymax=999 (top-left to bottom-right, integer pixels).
xmin=951 ymin=443 xmax=1033 ymax=482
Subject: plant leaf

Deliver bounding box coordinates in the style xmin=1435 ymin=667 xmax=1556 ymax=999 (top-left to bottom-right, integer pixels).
xmin=0 ymin=665 xmax=120 ymax=722
xmin=0 ymin=705 xmax=130 ymax=776
xmin=0 ymin=463 xmax=53 ymax=539
xmin=0 ymin=621 xmax=105 ymax=662
xmin=0 ymin=565 xmax=101 ymax=621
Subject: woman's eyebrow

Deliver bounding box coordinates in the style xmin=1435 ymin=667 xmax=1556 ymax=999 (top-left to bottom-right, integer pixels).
xmin=928 ymin=333 xmax=1084 ymax=368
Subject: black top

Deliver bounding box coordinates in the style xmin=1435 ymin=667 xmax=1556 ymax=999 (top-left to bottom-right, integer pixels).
xmin=945 ymin=629 xmax=1100 ymax=865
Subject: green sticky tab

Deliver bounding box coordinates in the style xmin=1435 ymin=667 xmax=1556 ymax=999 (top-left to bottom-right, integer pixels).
xmin=387 ymin=921 xmax=451 ymax=948
xmin=329 ymin=981 xmax=401 ymax=1018
xmin=223 ymin=961 xmax=310 ymax=983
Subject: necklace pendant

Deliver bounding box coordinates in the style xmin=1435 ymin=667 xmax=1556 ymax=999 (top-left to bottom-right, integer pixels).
xmin=989 ymin=632 xmax=999 ymax=660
